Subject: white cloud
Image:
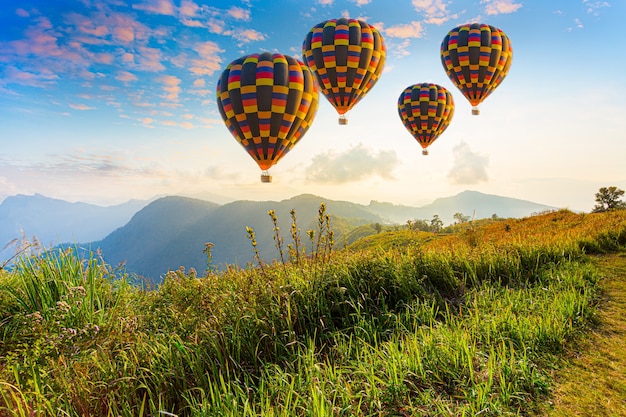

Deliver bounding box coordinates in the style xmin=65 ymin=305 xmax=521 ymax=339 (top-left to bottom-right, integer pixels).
xmin=447 ymin=141 xmax=489 ymax=185
xmin=383 ymin=21 xmax=424 ymax=39
xmin=412 ymin=0 xmax=456 ymax=24
xmin=306 ymin=144 xmax=398 ymax=183
xmin=583 ymin=0 xmax=611 ymax=15
xmin=481 ymin=0 xmax=523 ymax=15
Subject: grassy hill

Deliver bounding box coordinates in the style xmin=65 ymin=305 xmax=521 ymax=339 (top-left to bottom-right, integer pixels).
xmin=1 ymin=208 xmax=626 ymax=416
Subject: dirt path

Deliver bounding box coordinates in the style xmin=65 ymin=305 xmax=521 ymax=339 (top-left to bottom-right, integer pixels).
xmin=538 ymin=252 xmax=626 ymax=416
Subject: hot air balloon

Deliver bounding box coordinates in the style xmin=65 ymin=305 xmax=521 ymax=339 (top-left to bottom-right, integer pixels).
xmin=440 ymin=23 xmax=512 ymax=115
xmin=397 ymin=83 xmax=454 ymax=155
xmin=302 ymin=18 xmax=386 ymax=125
xmin=216 ymin=52 xmax=319 ymax=182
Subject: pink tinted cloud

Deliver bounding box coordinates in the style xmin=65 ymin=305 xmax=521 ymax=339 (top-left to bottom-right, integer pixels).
xmin=136 ymin=46 xmax=165 ymax=71
xmin=180 ymin=0 xmax=200 ymax=17
xmin=227 ymin=6 xmax=251 ymax=20
xmin=133 ymin=0 xmax=175 ymax=15
xmin=4 ymin=66 xmax=59 ymax=87
xmin=159 ymin=75 xmax=182 ymax=101
xmin=69 ymin=103 xmax=96 ymax=110
xmin=16 ymin=8 xmax=30 ymax=17
xmin=189 ymin=41 xmax=223 ymax=76
xmin=225 ymin=28 xmax=266 ymax=43
xmin=384 ymin=21 xmax=424 ymax=38
xmin=115 ymin=71 xmax=138 ymax=82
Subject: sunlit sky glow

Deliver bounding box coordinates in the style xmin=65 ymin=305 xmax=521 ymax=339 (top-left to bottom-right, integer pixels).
xmin=1 ymin=0 xmax=625 ymax=212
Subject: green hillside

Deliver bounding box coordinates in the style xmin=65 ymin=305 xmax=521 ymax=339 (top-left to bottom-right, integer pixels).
xmin=1 ymin=208 xmax=626 ymax=416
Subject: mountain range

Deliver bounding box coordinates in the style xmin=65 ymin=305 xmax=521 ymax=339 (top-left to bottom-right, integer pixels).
xmin=0 ymin=191 xmax=557 ymax=281
xmin=0 ymin=194 xmax=149 ymax=261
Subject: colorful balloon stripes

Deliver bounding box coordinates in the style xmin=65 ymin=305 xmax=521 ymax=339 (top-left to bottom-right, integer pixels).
xmin=302 ymin=18 xmax=386 ymax=123
xmin=216 ymin=52 xmax=318 ymax=176
xmin=397 ymin=83 xmax=455 ymax=155
xmin=216 ymin=19 xmax=512 ymax=179
xmin=440 ymin=23 xmax=513 ymax=115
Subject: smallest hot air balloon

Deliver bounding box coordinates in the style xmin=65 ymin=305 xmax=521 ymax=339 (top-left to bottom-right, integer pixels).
xmin=397 ymin=83 xmax=454 ymax=155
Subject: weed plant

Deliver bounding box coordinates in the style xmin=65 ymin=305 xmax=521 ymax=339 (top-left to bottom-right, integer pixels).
xmin=1 ymin=208 xmax=626 ymax=416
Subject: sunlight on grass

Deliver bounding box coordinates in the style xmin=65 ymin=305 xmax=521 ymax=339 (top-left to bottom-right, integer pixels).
xmin=1 ymin=208 xmax=626 ymax=416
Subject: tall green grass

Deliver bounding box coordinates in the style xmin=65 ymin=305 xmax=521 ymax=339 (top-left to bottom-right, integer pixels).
xmin=1 ymin=208 xmax=625 ymax=416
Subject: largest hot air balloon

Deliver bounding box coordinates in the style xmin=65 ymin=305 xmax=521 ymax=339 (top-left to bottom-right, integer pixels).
xmin=302 ymin=18 xmax=386 ymax=125
xmin=397 ymin=83 xmax=455 ymax=155
xmin=440 ymin=23 xmax=512 ymax=115
xmin=216 ymin=52 xmax=319 ymax=182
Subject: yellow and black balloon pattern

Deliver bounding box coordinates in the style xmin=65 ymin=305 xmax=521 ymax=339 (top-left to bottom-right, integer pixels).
xmin=302 ymin=18 xmax=386 ymax=124
xmin=216 ymin=52 xmax=319 ymax=181
xmin=397 ymin=83 xmax=455 ymax=155
xmin=440 ymin=23 xmax=512 ymax=115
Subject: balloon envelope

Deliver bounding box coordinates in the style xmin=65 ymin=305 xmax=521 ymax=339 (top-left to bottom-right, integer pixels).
xmin=397 ymin=83 xmax=454 ymax=154
xmin=216 ymin=52 xmax=319 ymax=174
xmin=440 ymin=23 xmax=512 ymax=114
xmin=302 ymin=18 xmax=386 ymax=122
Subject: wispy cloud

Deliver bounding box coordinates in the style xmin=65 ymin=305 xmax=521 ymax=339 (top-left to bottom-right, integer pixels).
xmin=132 ymin=0 xmax=176 ymax=16
xmin=189 ymin=41 xmax=224 ymax=76
xmin=306 ymin=144 xmax=398 ymax=183
xmin=16 ymin=8 xmax=30 ymax=18
xmin=583 ymin=0 xmax=611 ymax=16
xmin=159 ymin=75 xmax=182 ymax=102
xmin=351 ymin=0 xmax=372 ymax=6
xmin=227 ymin=6 xmax=251 ymax=20
xmin=115 ymin=71 xmax=138 ymax=83
xmin=383 ymin=21 xmax=425 ymax=38
xmin=69 ymin=103 xmax=95 ymax=110
xmin=2 ymin=66 xmax=59 ymax=87
xmin=412 ymin=0 xmax=457 ymax=25
xmin=481 ymin=0 xmax=523 ymax=15
xmin=447 ymin=141 xmax=489 ymax=185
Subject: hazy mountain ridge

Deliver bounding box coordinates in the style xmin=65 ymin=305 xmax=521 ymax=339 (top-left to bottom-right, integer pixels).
xmin=367 ymin=190 xmax=555 ymax=223
xmin=90 ymin=194 xmax=387 ymax=282
xmin=1 ymin=191 xmax=557 ymax=280
xmin=0 ymin=194 xmax=149 ymax=261
xmin=88 ymin=191 xmax=556 ymax=282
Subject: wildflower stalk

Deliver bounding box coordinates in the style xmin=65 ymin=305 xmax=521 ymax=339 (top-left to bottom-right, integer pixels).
xmin=246 ymin=226 xmax=265 ymax=275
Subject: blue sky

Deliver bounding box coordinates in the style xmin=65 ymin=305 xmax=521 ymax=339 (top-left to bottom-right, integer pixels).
xmin=1 ymin=0 xmax=624 ymax=212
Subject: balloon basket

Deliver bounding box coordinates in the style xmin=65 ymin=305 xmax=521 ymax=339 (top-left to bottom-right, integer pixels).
xmin=261 ymin=172 xmax=272 ymax=183
xmin=422 ymin=149 xmax=429 ymax=156
xmin=338 ymin=116 xmax=348 ymax=125
xmin=472 ymin=107 xmax=480 ymax=116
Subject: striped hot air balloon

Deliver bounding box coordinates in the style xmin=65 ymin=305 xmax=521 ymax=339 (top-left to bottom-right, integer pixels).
xmin=302 ymin=18 xmax=386 ymax=124
xmin=216 ymin=52 xmax=319 ymax=182
xmin=397 ymin=83 xmax=455 ymax=155
xmin=440 ymin=23 xmax=512 ymax=115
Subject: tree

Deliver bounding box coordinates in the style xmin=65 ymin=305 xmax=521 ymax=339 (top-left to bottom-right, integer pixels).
xmin=453 ymin=212 xmax=470 ymax=224
xmin=592 ymin=186 xmax=626 ymax=212
xmin=430 ymin=214 xmax=443 ymax=232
